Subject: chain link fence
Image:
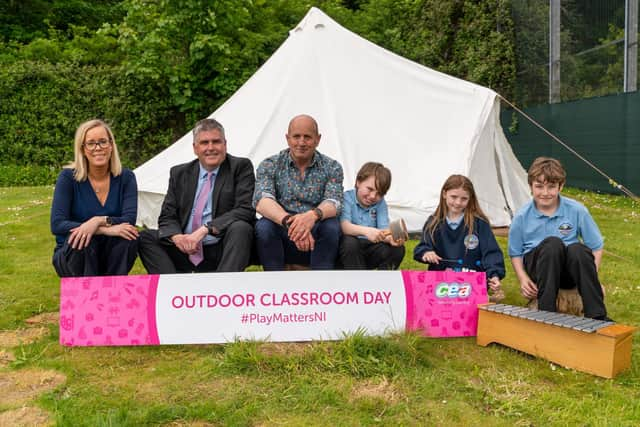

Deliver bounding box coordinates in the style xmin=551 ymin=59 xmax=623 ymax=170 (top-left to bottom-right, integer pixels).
xmin=512 ymin=0 xmax=634 ymax=107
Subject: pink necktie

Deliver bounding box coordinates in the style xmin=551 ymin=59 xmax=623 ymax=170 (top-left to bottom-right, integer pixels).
xmin=189 ymin=171 xmax=213 ymax=266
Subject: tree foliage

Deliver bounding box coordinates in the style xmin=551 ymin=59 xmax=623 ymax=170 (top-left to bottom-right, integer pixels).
xmin=342 ymin=0 xmax=516 ymax=98
xmin=1 ymin=0 xmax=521 ymax=184
xmin=0 ymin=60 xmax=176 ymax=169
xmin=0 ymin=0 xmax=124 ymax=43
xmin=114 ymin=0 xmax=308 ymax=123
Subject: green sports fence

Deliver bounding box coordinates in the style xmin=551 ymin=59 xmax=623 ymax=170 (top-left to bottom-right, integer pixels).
xmin=501 ymin=91 xmax=640 ymax=195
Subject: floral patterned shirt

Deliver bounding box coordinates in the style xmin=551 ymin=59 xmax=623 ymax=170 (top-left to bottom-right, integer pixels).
xmin=253 ymin=149 xmax=343 ymax=214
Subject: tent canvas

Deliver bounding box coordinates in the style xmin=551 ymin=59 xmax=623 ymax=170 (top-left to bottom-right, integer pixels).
xmin=134 ymin=7 xmax=530 ymax=232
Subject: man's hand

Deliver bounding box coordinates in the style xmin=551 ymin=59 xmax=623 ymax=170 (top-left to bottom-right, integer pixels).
xmin=293 ymin=233 xmax=315 ymax=252
xmin=287 ymin=211 xmax=316 ymax=242
xmin=171 ymin=234 xmax=192 ymax=254
xmin=172 ymin=226 xmax=208 ymax=254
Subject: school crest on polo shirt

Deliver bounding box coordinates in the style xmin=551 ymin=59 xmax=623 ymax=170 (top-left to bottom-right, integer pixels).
xmin=464 ymin=234 xmax=479 ymax=250
xmin=558 ymin=222 xmax=574 ymax=236
xmin=369 ymin=208 xmax=377 ymax=221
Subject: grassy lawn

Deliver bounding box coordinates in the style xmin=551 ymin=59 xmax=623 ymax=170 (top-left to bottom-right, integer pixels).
xmin=1 ymin=185 xmax=639 ymax=426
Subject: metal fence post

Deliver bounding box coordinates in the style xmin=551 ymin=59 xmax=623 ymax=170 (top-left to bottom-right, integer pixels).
xmin=624 ymin=0 xmax=638 ymax=92
xmin=549 ymin=0 xmax=561 ymax=103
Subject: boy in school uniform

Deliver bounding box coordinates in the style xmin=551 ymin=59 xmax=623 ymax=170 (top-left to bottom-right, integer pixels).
xmin=339 ymin=162 xmax=405 ymax=269
xmin=508 ymin=157 xmax=609 ymax=320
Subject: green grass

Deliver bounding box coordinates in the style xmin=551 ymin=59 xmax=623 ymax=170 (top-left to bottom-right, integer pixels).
xmin=1 ymin=186 xmax=639 ymax=426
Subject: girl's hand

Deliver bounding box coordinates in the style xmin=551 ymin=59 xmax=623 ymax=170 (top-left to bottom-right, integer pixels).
xmin=488 ymin=276 xmax=505 ymax=303
xmin=421 ymin=251 xmax=441 ymax=264
xmin=487 ymin=276 xmax=501 ymax=291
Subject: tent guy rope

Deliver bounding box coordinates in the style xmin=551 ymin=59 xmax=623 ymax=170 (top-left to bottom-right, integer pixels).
xmin=498 ymin=95 xmax=639 ymax=202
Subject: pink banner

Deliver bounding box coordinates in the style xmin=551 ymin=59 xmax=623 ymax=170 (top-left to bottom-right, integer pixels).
xmin=402 ymin=270 xmax=487 ymax=337
xmin=59 ymin=275 xmax=160 ymax=346
xmin=59 ymin=270 xmax=487 ymax=346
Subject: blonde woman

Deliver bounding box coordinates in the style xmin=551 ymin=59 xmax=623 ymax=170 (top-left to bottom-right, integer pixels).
xmin=50 ymin=119 xmax=138 ymax=276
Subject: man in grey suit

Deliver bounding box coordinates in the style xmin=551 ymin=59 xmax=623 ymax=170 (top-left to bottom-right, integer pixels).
xmin=139 ymin=118 xmax=255 ymax=273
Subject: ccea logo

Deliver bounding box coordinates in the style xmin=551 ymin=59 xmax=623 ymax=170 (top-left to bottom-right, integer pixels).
xmin=435 ymin=282 xmax=472 ymax=298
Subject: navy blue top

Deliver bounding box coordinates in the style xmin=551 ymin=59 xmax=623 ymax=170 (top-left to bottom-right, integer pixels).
xmin=413 ymin=215 xmax=505 ymax=279
xmin=50 ymin=168 xmax=138 ymax=249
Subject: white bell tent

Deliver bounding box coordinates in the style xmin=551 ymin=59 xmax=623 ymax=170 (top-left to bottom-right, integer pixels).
xmin=134 ymin=7 xmax=530 ymax=232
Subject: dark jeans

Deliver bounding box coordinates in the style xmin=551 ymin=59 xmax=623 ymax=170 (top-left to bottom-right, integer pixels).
xmin=52 ymin=235 xmax=138 ymax=277
xmin=523 ymin=236 xmax=606 ymax=318
xmin=339 ymin=235 xmax=405 ymax=270
xmin=138 ymin=221 xmax=253 ymax=273
xmin=255 ymin=217 xmax=340 ymax=271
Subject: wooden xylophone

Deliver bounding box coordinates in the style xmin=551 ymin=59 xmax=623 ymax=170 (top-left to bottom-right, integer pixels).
xmin=476 ymin=303 xmax=637 ymax=378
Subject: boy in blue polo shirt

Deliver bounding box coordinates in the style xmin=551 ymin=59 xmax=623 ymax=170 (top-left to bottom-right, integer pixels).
xmin=508 ymin=157 xmax=609 ymax=320
xmin=339 ymin=162 xmax=405 ymax=269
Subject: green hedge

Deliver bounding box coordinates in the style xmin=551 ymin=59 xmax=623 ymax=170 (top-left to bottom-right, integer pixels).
xmin=0 ymin=60 xmax=181 ymax=174
xmin=0 ymin=1 xmax=517 ymax=186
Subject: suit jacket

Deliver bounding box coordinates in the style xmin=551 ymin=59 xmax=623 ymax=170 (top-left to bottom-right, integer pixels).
xmin=158 ymin=154 xmax=256 ymax=240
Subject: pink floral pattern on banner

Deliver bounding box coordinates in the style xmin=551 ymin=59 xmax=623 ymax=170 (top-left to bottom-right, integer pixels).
xmin=59 ymin=275 xmax=160 ymax=346
xmin=402 ymin=270 xmax=487 ymax=337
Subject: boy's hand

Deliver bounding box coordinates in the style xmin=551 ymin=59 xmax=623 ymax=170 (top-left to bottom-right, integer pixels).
xmin=363 ymin=227 xmax=385 ymax=243
xmin=421 ymin=251 xmax=441 ymax=264
xmin=385 ymin=234 xmax=405 ymax=247
xmin=520 ymin=277 xmax=538 ymax=299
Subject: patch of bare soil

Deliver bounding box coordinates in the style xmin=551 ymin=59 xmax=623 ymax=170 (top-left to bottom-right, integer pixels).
xmin=0 ymin=350 xmax=16 ymax=368
xmin=0 ymin=406 xmax=53 ymax=427
xmin=0 ymin=369 xmax=66 ymax=406
xmin=350 ymin=376 xmax=402 ymax=403
xmin=0 ymin=328 xmax=49 ymax=348
xmin=24 ymin=313 xmax=58 ymax=326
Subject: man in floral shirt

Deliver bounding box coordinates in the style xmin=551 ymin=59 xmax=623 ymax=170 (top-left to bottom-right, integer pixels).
xmin=253 ymin=114 xmax=343 ymax=270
